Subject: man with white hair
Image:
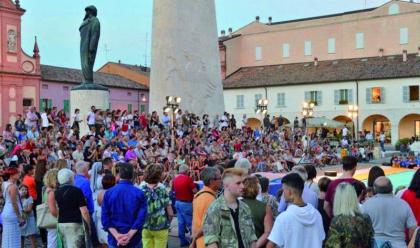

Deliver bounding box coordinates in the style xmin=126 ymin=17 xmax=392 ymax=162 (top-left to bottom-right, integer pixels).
xmin=234 ymin=158 xmax=251 ymax=174
xmin=55 ymin=168 xmax=91 ymax=247
xmin=278 ymin=165 xmax=318 ymax=212
xmin=74 ymin=161 xmax=97 ymax=245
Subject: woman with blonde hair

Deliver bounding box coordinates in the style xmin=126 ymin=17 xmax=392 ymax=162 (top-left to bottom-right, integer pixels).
xmin=325 ymin=182 xmax=374 ymax=248
xmin=43 ymin=168 xmax=59 ymax=248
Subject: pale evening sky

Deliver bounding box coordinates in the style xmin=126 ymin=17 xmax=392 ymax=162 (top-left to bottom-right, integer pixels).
xmin=20 ymin=0 xmax=392 ymax=70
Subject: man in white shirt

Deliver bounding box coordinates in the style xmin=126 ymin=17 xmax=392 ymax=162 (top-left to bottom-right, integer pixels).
xmin=268 ymin=173 xmax=324 ymax=248
xmin=72 ymin=143 xmax=84 ymax=162
xmin=87 ymin=105 xmax=96 ymax=130
xmin=342 ymin=126 xmax=348 ymax=138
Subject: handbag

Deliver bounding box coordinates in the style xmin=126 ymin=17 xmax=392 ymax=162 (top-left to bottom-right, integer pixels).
xmin=36 ymin=188 xmax=57 ymax=229
xmin=36 ymin=202 xmax=57 ymax=229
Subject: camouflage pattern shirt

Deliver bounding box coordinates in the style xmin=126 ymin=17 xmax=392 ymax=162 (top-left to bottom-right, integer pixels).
xmin=203 ymin=196 xmax=257 ymax=248
xmin=325 ymin=212 xmax=374 ymax=248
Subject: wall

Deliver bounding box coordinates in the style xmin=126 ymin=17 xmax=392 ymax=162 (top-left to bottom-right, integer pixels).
xmin=98 ymin=63 xmax=150 ymax=87
xmin=223 ymin=1 xmax=420 ymax=76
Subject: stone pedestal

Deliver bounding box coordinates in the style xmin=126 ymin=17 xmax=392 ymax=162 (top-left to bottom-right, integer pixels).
xmin=70 ymin=87 xmax=109 ymax=136
xmin=149 ymin=0 xmax=225 ymax=117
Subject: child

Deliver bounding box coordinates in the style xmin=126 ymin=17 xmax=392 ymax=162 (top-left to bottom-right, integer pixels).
xmin=19 ymin=184 xmax=37 ymax=248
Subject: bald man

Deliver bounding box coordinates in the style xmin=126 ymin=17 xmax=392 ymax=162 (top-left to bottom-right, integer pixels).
xmin=362 ymin=176 xmax=417 ymax=248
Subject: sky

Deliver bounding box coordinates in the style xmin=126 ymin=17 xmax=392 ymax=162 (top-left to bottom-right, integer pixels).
xmin=20 ymin=0 xmax=393 ymax=70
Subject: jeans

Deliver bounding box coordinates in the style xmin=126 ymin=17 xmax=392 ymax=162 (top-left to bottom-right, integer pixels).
xmin=175 ymin=201 xmax=193 ymax=246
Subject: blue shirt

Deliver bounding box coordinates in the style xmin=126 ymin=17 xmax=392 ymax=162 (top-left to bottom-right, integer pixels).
xmin=102 ymin=180 xmax=147 ymax=247
xmin=74 ymin=174 xmax=94 ymax=215
xmin=278 ymin=185 xmax=318 ymax=212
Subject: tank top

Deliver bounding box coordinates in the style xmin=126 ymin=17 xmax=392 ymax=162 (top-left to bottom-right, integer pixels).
xmin=1 ymin=181 xmax=21 ymax=221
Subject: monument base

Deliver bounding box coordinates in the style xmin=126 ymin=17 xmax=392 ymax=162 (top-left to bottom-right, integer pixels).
xmin=70 ymin=87 xmax=109 ymax=136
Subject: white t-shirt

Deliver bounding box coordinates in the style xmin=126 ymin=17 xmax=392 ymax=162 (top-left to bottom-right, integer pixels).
xmin=342 ymin=127 xmax=348 ymax=136
xmin=41 ymin=112 xmax=49 ymax=128
xmin=87 ymin=111 xmax=96 ymax=125
xmin=268 ymin=204 xmax=324 ymax=248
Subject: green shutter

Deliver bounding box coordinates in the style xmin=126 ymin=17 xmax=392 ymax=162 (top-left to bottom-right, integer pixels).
xmin=128 ymin=104 xmax=132 ymax=113
xmin=140 ymin=104 xmax=146 ymax=113
xmin=40 ymin=99 xmax=46 ymax=112
xmin=47 ymin=99 xmax=53 ymax=108
xmin=334 ymin=90 xmax=339 ymax=105
xmin=348 ymin=89 xmax=353 ymax=104
xmin=403 ymin=86 xmax=409 ymax=103
xmin=317 ymin=91 xmax=322 ymax=106
xmin=380 ymin=87 xmax=385 ymax=104
xmin=366 ymin=88 xmax=372 ymax=104
xmin=63 ymin=100 xmax=70 ymax=113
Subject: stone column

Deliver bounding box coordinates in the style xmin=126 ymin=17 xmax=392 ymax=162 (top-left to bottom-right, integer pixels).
xmin=149 ymin=0 xmax=225 ymax=117
xmin=70 ymin=88 xmax=109 ymax=136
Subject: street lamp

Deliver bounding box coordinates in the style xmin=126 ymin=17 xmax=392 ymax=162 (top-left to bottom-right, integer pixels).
xmin=302 ymin=101 xmax=315 ymax=154
xmin=348 ymin=104 xmax=358 ymax=140
xmin=163 ymin=96 xmax=181 ymax=151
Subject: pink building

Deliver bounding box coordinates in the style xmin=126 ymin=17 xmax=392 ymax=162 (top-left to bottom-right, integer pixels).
xmin=220 ymin=0 xmax=420 ymax=78
xmin=40 ymin=65 xmax=149 ymax=113
xmin=0 ymin=0 xmax=41 ymax=128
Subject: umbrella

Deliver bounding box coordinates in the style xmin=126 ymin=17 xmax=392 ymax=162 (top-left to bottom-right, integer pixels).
xmin=306 ymin=117 xmax=345 ymax=128
xmin=410 ymin=141 xmax=420 ymax=154
xmin=246 ymin=118 xmax=262 ymax=130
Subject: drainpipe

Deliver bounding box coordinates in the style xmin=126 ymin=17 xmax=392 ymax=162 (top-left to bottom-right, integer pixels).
xmin=356 ymin=80 xmax=359 ymax=139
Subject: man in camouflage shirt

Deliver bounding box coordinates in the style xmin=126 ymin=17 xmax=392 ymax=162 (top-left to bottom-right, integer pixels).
xmin=203 ymin=168 xmax=257 ymax=248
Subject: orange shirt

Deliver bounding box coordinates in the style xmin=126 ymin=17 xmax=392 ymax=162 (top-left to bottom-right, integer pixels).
xmin=192 ymin=186 xmax=217 ymax=248
xmin=22 ymin=175 xmax=37 ymax=201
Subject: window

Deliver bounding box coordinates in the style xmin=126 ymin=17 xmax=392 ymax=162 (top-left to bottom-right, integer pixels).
xmin=328 ymin=38 xmax=336 ymax=54
xmin=409 ymin=86 xmax=419 ymax=101
xmin=400 ymin=28 xmax=408 ymax=45
xmin=305 ymin=91 xmax=321 ymax=106
xmin=140 ymin=104 xmax=146 ymax=113
xmin=255 ymin=46 xmax=262 ymax=60
xmin=128 ymin=104 xmax=132 ymax=113
xmin=40 ymin=98 xmax=52 ymax=112
xmin=63 ymin=86 xmax=69 ymax=91
xmin=42 ymin=84 xmax=48 ymax=89
xmin=255 ymin=94 xmax=262 ymax=107
xmin=63 ymin=100 xmax=70 ymax=113
xmin=389 ymin=3 xmax=399 ymax=15
xmin=127 ymin=92 xmax=132 ymax=96
xmin=282 ymin=43 xmax=290 ymax=58
xmin=371 ymin=87 xmax=382 ymax=103
xmin=236 ymin=95 xmax=244 ymax=109
xmin=356 ymin=33 xmax=364 ymax=49
xmin=277 ymin=93 xmax=285 ymax=107
xmin=304 ymin=41 xmax=312 ymax=56
xmin=340 ymin=89 xmax=348 ymax=104
xmin=23 ymin=98 xmax=33 ymax=107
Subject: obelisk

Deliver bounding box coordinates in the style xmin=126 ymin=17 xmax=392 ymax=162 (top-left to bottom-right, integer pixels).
xmin=149 ymin=0 xmax=225 ymax=117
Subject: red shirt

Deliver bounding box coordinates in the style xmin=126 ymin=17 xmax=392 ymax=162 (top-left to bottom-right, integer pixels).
xmin=173 ymin=174 xmax=196 ymax=202
xmin=401 ymin=189 xmax=420 ymax=225
xmin=22 ymin=175 xmax=37 ymax=201
xmin=325 ymin=177 xmax=365 ymax=214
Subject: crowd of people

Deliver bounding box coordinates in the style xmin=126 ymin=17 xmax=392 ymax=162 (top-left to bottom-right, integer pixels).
xmin=0 ymin=105 xmax=419 ymax=248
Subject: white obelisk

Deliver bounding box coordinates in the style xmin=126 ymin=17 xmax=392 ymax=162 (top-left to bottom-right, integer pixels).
xmin=149 ymin=0 xmax=225 ymax=117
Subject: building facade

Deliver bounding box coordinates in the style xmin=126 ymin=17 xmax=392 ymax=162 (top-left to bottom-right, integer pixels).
xmin=220 ymin=0 xmax=420 ymax=145
xmin=40 ymin=65 xmax=149 ymax=114
xmin=0 ymin=0 xmax=41 ymax=128
xmin=98 ymin=62 xmax=150 ymax=87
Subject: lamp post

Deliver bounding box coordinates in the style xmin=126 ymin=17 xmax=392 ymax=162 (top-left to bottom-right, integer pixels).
xmin=256 ymin=99 xmax=268 ymax=128
xmin=302 ymin=101 xmax=315 ymax=154
xmin=163 ymin=96 xmax=181 ymax=151
xmin=347 ymin=104 xmax=358 ymax=141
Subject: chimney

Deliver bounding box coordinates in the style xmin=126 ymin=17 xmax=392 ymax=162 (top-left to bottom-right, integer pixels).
xmin=314 ymin=57 xmax=318 ymax=66
xmin=268 ymin=17 xmax=272 ymax=25
xmin=221 ymin=30 xmax=226 ymax=36
xmin=15 ymin=0 xmax=20 ymax=8
xmin=228 ymin=28 xmax=233 ymax=37
xmin=403 ymin=50 xmax=407 ymax=62
xmin=378 ymin=48 xmax=384 ymax=57
xmin=255 ymin=16 xmax=260 ymax=22
xmin=118 ymin=60 xmax=121 ymax=64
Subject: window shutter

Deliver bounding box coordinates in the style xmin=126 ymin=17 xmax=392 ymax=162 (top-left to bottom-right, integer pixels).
xmin=317 ymin=91 xmax=322 ymax=106
xmin=304 ymin=91 xmax=310 ymax=102
xmin=47 ymin=99 xmax=53 ymax=108
xmin=40 ymin=99 xmax=46 ymax=112
xmin=366 ymin=88 xmax=372 ymax=104
xmin=281 ymin=93 xmax=285 ymax=106
xmin=403 ymin=86 xmax=409 ymax=103
xmin=380 ymin=87 xmax=385 ymax=103
xmin=63 ymin=100 xmax=69 ymax=113
xmin=334 ymin=90 xmax=339 ymax=105
xmin=348 ymin=89 xmax=353 ymax=104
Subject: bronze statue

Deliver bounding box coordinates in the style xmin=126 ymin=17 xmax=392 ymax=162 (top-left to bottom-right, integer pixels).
xmin=72 ymin=5 xmax=106 ymax=91
xmin=80 ymin=5 xmax=100 ymax=84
